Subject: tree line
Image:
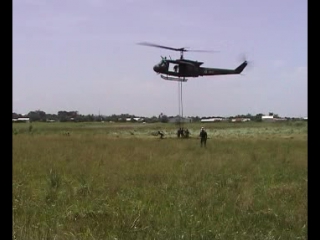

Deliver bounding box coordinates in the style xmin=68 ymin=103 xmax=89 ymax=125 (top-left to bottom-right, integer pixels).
xmin=12 ymin=110 xmax=295 ymax=123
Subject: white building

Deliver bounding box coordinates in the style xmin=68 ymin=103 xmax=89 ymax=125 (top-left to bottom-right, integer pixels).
xmin=126 ymin=117 xmax=144 ymax=122
xmin=231 ymin=118 xmax=251 ymax=122
xmin=12 ymin=117 xmax=30 ymax=123
xmin=201 ymin=118 xmax=223 ymax=123
xmin=261 ymin=115 xmax=274 ymax=122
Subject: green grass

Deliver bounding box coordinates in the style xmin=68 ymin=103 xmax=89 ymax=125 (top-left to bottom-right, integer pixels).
xmin=13 ymin=122 xmax=307 ymax=239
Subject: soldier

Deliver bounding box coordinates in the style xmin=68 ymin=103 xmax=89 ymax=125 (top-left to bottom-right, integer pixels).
xmin=158 ymin=130 xmax=164 ymax=139
xmin=184 ymin=128 xmax=190 ymax=138
xmin=199 ymin=127 xmax=207 ymax=147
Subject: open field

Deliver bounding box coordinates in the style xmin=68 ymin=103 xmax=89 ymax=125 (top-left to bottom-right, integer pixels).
xmin=13 ymin=121 xmax=307 ymax=239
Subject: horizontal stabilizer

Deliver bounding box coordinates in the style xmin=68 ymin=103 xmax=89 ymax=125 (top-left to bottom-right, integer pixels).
xmin=160 ymin=75 xmax=188 ymax=82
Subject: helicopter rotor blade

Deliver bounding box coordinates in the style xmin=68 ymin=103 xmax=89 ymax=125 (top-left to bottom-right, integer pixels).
xmin=187 ymin=49 xmax=219 ymax=53
xmin=138 ymin=42 xmax=219 ymax=54
xmin=137 ymin=42 xmax=186 ymax=52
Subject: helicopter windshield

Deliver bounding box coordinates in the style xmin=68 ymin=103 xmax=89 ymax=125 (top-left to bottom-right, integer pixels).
xmin=158 ymin=60 xmax=166 ymax=67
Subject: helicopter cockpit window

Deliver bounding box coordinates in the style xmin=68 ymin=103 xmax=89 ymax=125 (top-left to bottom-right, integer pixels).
xmin=160 ymin=61 xmax=166 ymax=67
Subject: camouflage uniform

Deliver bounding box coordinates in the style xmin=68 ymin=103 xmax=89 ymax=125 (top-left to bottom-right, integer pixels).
xmin=199 ymin=127 xmax=207 ymax=147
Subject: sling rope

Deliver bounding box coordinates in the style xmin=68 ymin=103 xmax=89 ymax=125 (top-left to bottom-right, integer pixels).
xmin=180 ymin=80 xmax=183 ymax=119
xmin=178 ymin=79 xmax=184 ymax=127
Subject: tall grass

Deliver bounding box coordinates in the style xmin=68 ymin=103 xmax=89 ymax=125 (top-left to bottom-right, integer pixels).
xmin=13 ymin=122 xmax=307 ymax=239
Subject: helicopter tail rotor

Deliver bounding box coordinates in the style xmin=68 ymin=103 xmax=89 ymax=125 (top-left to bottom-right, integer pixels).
xmin=237 ymin=53 xmax=253 ymax=73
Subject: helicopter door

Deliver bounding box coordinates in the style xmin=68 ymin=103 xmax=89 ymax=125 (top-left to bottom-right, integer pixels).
xmin=168 ymin=63 xmax=179 ymax=73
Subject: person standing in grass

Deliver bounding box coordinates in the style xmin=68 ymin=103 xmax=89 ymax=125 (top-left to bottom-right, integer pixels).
xmin=199 ymin=127 xmax=207 ymax=147
xmin=158 ymin=130 xmax=164 ymax=139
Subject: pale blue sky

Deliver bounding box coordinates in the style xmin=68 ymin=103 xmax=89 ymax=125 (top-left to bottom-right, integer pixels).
xmin=13 ymin=0 xmax=307 ymax=117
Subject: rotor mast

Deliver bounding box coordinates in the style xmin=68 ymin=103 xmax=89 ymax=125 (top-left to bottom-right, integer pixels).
xmin=180 ymin=49 xmax=184 ymax=59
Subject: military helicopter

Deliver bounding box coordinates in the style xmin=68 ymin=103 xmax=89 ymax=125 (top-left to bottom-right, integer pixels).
xmin=138 ymin=42 xmax=248 ymax=82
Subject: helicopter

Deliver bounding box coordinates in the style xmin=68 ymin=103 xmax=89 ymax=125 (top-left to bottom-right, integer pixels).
xmin=138 ymin=42 xmax=248 ymax=82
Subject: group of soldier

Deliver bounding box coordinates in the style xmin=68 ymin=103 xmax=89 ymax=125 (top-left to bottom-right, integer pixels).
xmin=177 ymin=127 xmax=190 ymax=138
xmin=157 ymin=126 xmax=208 ymax=147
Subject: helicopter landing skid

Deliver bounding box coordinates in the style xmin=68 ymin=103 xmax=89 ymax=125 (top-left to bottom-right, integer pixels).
xmin=160 ymin=75 xmax=188 ymax=82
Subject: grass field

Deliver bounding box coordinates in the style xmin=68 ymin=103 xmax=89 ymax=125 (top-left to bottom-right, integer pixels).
xmin=13 ymin=121 xmax=307 ymax=239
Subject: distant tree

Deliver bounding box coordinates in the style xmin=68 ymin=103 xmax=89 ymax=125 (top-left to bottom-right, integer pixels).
xmin=147 ymin=116 xmax=159 ymax=123
xmin=253 ymin=113 xmax=263 ymax=122
xmin=106 ymin=114 xmax=119 ymax=122
xmin=57 ymin=111 xmax=78 ymax=122
xmin=160 ymin=114 xmax=169 ymax=123
xmin=12 ymin=112 xmax=22 ymax=119
xmin=85 ymin=114 xmax=95 ymax=122
xmin=192 ymin=116 xmax=201 ymax=122
xmin=46 ymin=114 xmax=59 ymax=121
xmin=58 ymin=111 xmax=69 ymax=122
xmin=245 ymin=113 xmax=253 ymax=119
xmin=27 ymin=110 xmax=46 ymax=122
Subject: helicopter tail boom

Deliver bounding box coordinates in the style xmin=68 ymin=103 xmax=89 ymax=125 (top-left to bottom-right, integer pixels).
xmin=200 ymin=61 xmax=248 ymax=76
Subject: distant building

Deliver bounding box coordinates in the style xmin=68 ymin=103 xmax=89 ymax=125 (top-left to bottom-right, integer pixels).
xmin=126 ymin=117 xmax=144 ymax=122
xmin=262 ymin=115 xmax=288 ymax=122
xmin=261 ymin=115 xmax=274 ymax=122
xmin=12 ymin=117 xmax=30 ymax=123
xmin=274 ymin=118 xmax=287 ymax=121
xmin=201 ymin=118 xmax=223 ymax=123
xmin=242 ymin=118 xmax=251 ymax=122
xmin=231 ymin=118 xmax=251 ymax=122
xmin=168 ymin=116 xmax=192 ymax=123
xmin=134 ymin=117 xmax=144 ymax=122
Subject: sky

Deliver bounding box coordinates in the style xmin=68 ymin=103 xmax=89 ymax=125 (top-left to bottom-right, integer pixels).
xmin=13 ymin=0 xmax=307 ymax=118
